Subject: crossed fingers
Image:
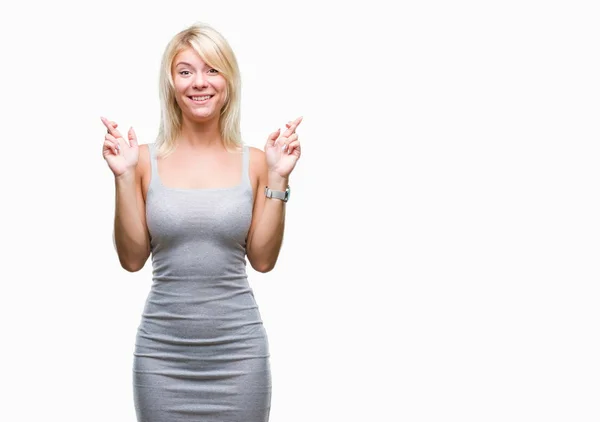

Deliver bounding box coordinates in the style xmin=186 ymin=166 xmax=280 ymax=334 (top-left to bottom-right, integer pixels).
xmin=282 ymin=116 xmax=302 ymax=138
xmin=278 ymin=116 xmax=302 ymax=154
xmin=101 ymin=116 xmax=122 ymax=153
xmin=101 ymin=116 xmax=120 ymax=136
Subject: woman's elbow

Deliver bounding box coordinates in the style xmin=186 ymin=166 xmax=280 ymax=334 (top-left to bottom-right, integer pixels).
xmin=121 ymin=259 xmax=144 ymax=273
xmin=119 ymin=253 xmax=149 ymax=273
xmin=252 ymin=262 xmax=274 ymax=273
xmin=248 ymin=255 xmax=276 ymax=273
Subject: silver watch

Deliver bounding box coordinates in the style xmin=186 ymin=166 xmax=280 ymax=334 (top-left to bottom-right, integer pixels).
xmin=265 ymin=185 xmax=290 ymax=202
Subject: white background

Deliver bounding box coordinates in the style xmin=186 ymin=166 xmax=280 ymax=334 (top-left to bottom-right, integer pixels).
xmin=0 ymin=0 xmax=598 ymax=421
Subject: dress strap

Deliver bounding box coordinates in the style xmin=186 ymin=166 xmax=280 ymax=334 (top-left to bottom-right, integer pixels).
xmin=241 ymin=144 xmax=251 ymax=188
xmin=148 ymin=142 xmax=160 ymax=190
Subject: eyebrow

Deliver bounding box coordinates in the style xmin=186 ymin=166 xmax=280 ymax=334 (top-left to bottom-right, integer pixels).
xmin=175 ymin=61 xmax=212 ymax=69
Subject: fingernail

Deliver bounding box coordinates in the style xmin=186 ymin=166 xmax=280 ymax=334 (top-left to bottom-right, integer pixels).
xmin=282 ymin=144 xmax=287 ymax=152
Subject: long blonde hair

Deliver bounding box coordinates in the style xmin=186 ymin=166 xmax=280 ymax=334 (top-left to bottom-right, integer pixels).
xmin=155 ymin=22 xmax=242 ymax=157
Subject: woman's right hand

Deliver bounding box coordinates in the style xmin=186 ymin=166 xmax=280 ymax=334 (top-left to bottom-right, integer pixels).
xmin=101 ymin=116 xmax=139 ymax=178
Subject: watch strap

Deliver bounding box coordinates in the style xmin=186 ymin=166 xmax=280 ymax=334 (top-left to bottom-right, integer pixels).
xmin=265 ymin=185 xmax=290 ymax=202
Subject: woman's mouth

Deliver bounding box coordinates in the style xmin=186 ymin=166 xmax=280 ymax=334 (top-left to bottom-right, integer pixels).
xmin=188 ymin=95 xmax=213 ymax=104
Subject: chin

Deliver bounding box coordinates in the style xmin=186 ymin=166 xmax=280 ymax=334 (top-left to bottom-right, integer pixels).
xmin=187 ymin=111 xmax=217 ymax=121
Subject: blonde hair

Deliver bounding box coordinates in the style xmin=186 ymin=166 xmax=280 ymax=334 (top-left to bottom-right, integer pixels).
xmin=155 ymin=22 xmax=242 ymax=157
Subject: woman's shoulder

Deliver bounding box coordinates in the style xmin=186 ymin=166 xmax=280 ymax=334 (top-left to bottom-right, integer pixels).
xmin=246 ymin=146 xmax=267 ymax=189
xmin=138 ymin=143 xmax=151 ymax=169
xmin=247 ymin=145 xmax=266 ymax=170
xmin=247 ymin=145 xmax=265 ymax=161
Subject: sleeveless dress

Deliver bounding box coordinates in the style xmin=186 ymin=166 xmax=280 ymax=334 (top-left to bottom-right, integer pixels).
xmin=132 ymin=142 xmax=272 ymax=422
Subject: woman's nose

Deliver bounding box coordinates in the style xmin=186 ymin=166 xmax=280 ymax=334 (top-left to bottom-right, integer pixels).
xmin=193 ymin=74 xmax=208 ymax=89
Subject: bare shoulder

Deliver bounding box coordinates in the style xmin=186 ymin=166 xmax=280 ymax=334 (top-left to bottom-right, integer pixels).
xmin=138 ymin=142 xmax=150 ymax=166
xmin=248 ymin=146 xmax=266 ymax=167
xmin=248 ymin=145 xmax=267 ymax=174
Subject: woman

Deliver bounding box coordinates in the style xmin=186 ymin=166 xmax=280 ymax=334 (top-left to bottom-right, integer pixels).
xmin=101 ymin=22 xmax=302 ymax=422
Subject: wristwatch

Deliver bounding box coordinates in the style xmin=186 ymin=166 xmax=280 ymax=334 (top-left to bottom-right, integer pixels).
xmin=265 ymin=185 xmax=290 ymax=202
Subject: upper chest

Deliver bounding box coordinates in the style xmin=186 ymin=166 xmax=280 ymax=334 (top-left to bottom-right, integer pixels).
xmin=141 ymin=145 xmax=258 ymax=201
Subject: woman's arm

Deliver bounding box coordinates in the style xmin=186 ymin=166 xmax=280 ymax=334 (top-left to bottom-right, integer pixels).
xmin=246 ymin=148 xmax=288 ymax=273
xmin=113 ymin=145 xmax=151 ymax=272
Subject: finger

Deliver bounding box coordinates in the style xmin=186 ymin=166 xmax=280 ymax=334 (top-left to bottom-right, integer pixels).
xmin=105 ymin=122 xmax=118 ymax=136
xmin=103 ymin=140 xmax=119 ymax=155
xmin=101 ymin=116 xmax=123 ymax=139
xmin=266 ymin=128 xmax=281 ymax=148
xmin=282 ymin=116 xmax=303 ymax=138
xmin=286 ymin=140 xmax=301 ymax=155
xmin=105 ymin=133 xmax=119 ymax=143
xmin=102 ymin=117 xmax=121 ymax=137
xmin=128 ymin=127 xmax=138 ymax=148
xmin=105 ymin=133 xmax=121 ymax=150
xmin=280 ymin=133 xmax=298 ymax=152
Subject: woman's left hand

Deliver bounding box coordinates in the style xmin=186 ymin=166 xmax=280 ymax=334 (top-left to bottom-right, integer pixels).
xmin=264 ymin=116 xmax=303 ymax=179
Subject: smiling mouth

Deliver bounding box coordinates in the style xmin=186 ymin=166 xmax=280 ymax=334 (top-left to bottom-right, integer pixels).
xmin=188 ymin=95 xmax=214 ymax=103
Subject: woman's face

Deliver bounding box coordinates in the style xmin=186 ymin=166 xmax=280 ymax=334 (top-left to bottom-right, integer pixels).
xmin=171 ymin=48 xmax=228 ymax=122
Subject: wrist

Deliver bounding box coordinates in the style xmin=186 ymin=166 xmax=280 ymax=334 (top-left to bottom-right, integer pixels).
xmin=115 ymin=170 xmax=135 ymax=185
xmin=267 ymin=173 xmax=289 ymax=190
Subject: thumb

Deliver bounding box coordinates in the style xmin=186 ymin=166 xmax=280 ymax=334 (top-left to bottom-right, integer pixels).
xmin=266 ymin=128 xmax=280 ymax=148
xmin=128 ymin=127 xmax=138 ymax=147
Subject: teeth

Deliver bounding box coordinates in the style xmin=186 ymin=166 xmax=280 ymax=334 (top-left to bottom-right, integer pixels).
xmin=191 ymin=95 xmax=211 ymax=101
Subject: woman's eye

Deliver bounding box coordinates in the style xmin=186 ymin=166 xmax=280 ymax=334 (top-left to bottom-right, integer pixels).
xmin=178 ymin=69 xmax=217 ymax=75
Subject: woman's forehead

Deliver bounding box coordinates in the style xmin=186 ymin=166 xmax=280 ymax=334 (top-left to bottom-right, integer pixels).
xmin=173 ymin=48 xmax=207 ymax=67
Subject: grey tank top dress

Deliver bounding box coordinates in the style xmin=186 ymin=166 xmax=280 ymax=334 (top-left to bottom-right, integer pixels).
xmin=132 ymin=142 xmax=272 ymax=422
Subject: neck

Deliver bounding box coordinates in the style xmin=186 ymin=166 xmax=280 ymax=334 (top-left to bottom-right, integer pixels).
xmin=177 ymin=115 xmax=224 ymax=151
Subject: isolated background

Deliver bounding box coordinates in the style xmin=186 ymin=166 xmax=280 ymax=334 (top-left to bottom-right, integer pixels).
xmin=0 ymin=0 xmax=598 ymax=421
